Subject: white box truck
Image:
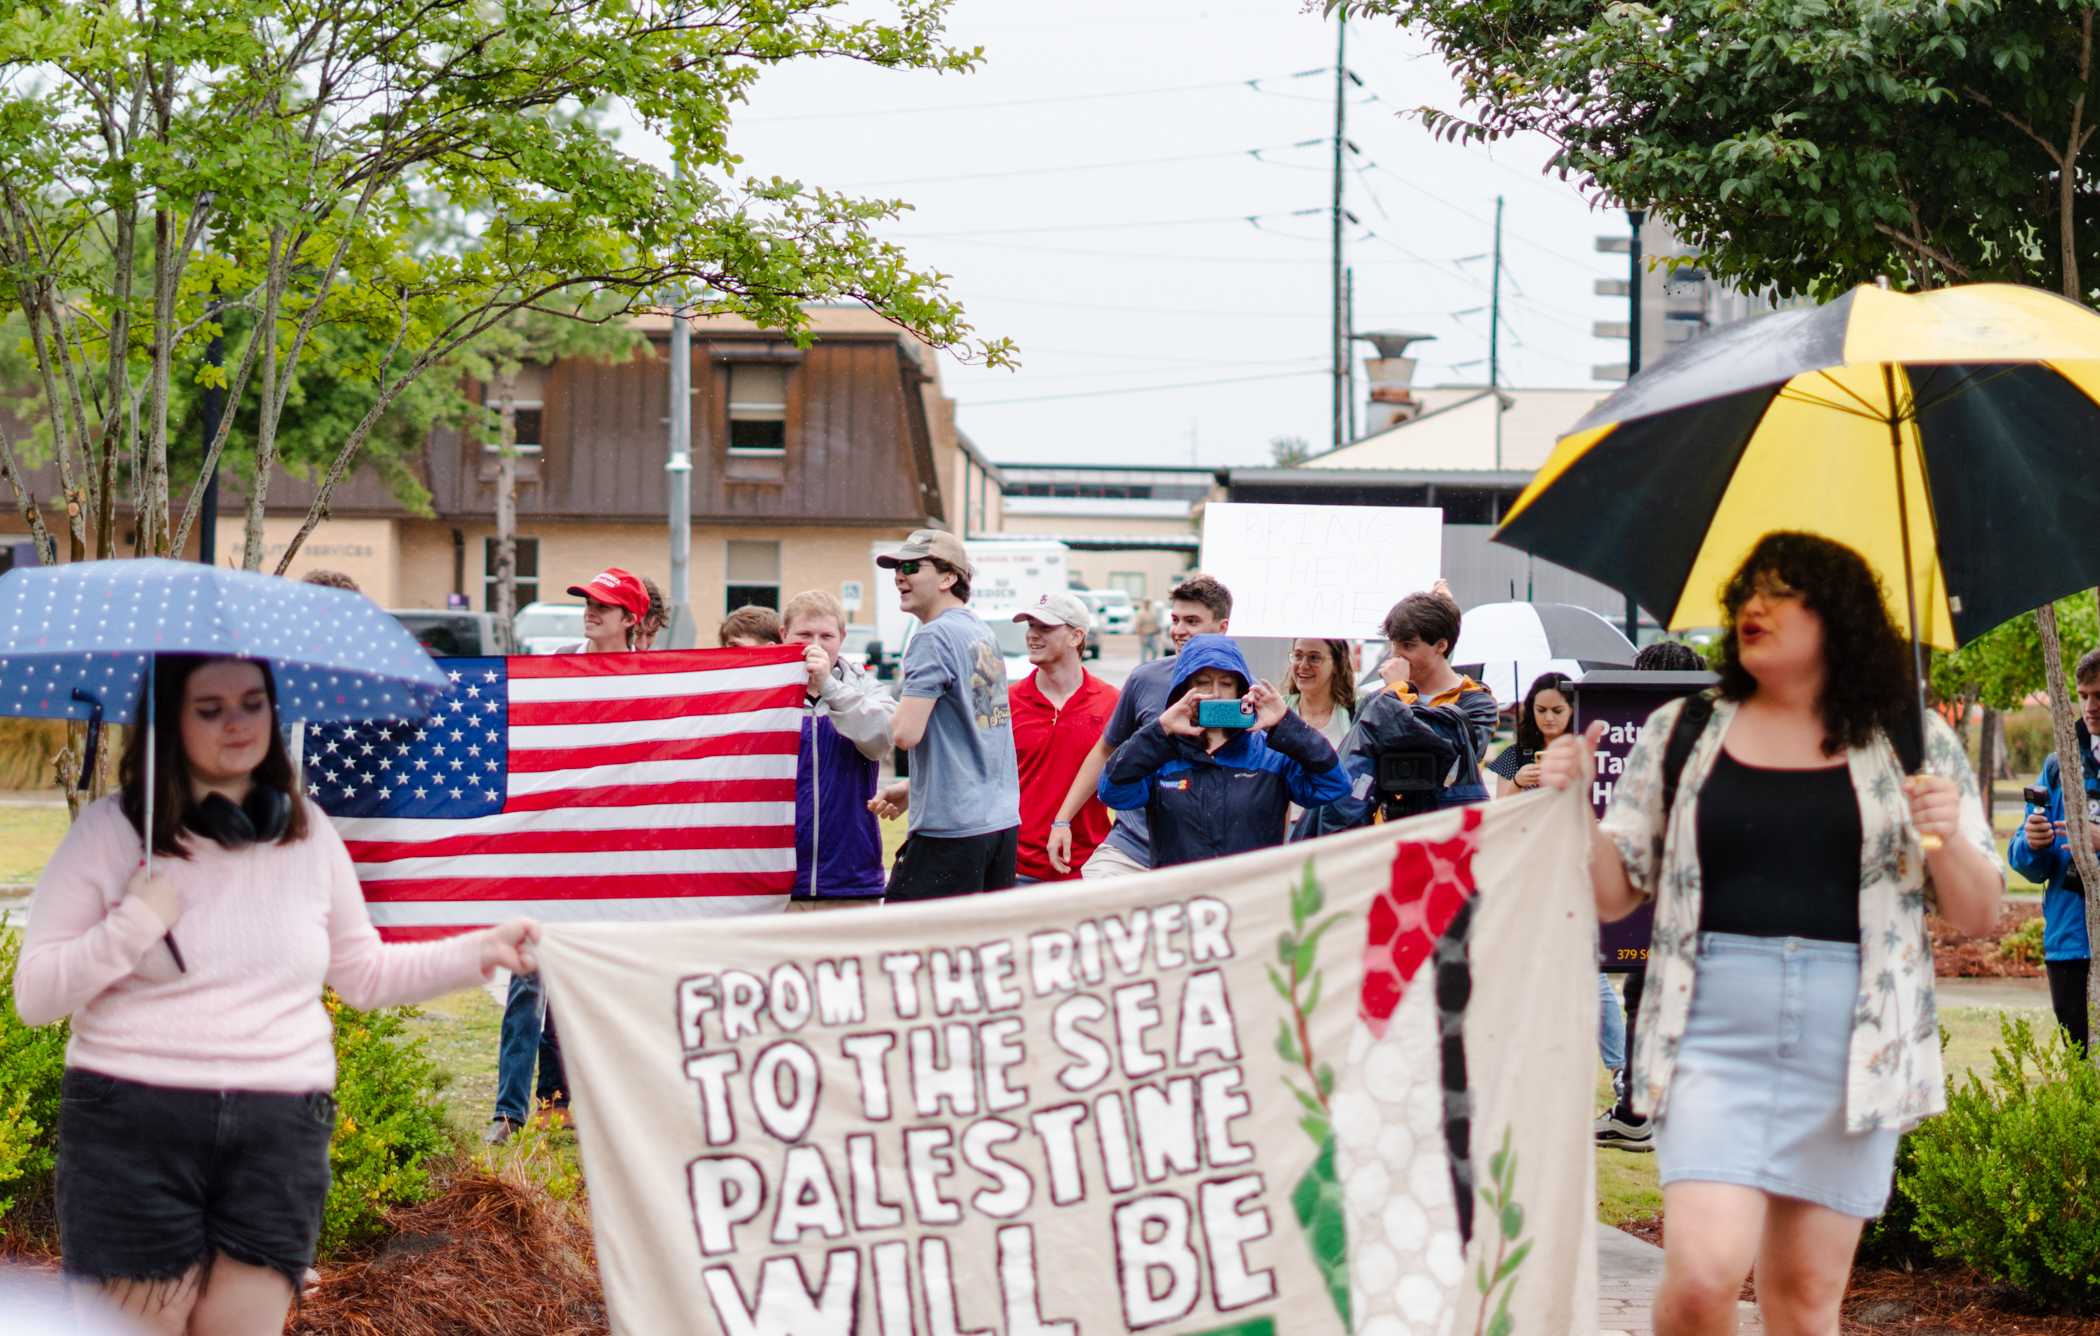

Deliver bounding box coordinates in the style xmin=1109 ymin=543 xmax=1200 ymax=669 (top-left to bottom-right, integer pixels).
xmin=868 ymin=538 xmax=1072 ymax=683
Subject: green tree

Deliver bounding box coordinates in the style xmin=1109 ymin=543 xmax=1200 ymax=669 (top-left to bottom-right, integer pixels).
xmin=1269 ymin=433 xmax=1314 ymax=467
xmin=1342 ymin=0 xmax=2100 ymax=1029
xmin=0 ymin=0 xmax=1014 ymax=581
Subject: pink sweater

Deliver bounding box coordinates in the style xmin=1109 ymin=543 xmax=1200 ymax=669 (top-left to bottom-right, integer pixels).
xmin=15 ymin=795 xmax=488 ymax=1093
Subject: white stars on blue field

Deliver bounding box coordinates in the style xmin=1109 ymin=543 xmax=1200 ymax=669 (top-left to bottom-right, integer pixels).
xmin=310 ymin=660 xmax=507 ymax=819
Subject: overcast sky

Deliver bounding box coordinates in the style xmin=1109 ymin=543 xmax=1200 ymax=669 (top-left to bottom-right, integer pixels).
xmin=642 ymin=1 xmax=1629 ymax=468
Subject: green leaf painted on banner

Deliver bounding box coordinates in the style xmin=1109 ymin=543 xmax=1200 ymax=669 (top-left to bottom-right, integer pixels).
xmin=1186 ymin=1319 xmax=1276 ymax=1336
xmin=1299 ymin=1114 xmax=1330 ymax=1143
xmin=1302 ymin=971 xmax=1323 ymax=1015
xmin=1265 ymin=963 xmax=1294 ymax=1003
xmin=1496 ymin=1240 xmax=1534 ymax=1287
xmin=1502 ymin=1202 xmax=1524 ymax=1240
xmin=1275 ymin=1019 xmax=1301 ymax=1065
xmin=1286 ymin=1081 xmax=1325 ymax=1117
xmin=1316 ymin=1063 xmax=1335 ymax=1098
xmin=1277 ymin=932 xmax=1298 ymax=966
xmin=1290 ymin=1135 xmax=1351 ymax=1328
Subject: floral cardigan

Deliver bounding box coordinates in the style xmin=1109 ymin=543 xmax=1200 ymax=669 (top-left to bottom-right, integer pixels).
xmin=1599 ymin=695 xmax=2000 ymax=1133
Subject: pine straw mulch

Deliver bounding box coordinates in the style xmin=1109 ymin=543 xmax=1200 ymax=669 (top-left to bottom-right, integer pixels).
xmin=1617 ymin=1218 xmax=2100 ymax=1334
xmin=288 ymin=1166 xmax=606 ymax=1336
xmin=1930 ymin=900 xmax=2044 ymax=979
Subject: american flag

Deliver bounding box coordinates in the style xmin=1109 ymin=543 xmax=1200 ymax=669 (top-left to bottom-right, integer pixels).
xmin=312 ymin=647 xmax=806 ymax=940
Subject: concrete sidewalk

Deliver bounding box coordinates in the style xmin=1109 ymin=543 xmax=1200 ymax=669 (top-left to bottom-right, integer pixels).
xmin=1599 ymin=1220 xmax=1764 ymax=1335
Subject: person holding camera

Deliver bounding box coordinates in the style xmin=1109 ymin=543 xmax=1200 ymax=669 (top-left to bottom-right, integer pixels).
xmin=1097 ymin=635 xmax=1348 ymax=868
xmin=2011 ymin=646 xmax=2100 ymax=1053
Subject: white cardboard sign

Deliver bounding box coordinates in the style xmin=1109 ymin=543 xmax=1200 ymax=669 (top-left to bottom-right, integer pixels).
xmin=1198 ymin=501 xmax=1443 ymax=639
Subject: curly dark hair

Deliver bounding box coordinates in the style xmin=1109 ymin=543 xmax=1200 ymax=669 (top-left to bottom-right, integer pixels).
xmin=1714 ymin=531 xmax=1914 ymax=755
xmin=1514 ymin=671 xmax=1575 ymax=754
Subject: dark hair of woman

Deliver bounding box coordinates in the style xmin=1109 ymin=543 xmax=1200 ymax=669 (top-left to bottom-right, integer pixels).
xmin=119 ymin=655 xmax=310 ymax=858
xmin=1513 ymin=671 xmax=1575 ymax=754
xmin=1714 ymin=531 xmax=1914 ymax=756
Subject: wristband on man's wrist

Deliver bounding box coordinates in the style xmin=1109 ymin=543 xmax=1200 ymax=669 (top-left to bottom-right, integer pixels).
xmin=1051 ymin=820 xmax=1072 ymax=829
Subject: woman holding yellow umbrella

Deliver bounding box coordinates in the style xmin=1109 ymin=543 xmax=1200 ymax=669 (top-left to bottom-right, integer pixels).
xmin=1499 ymin=281 xmax=2095 ymax=1332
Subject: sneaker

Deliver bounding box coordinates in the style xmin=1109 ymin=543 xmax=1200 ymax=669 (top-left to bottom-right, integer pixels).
xmin=1594 ymin=1110 xmax=1654 ymax=1152
xmin=481 ymin=1116 xmax=521 ymax=1146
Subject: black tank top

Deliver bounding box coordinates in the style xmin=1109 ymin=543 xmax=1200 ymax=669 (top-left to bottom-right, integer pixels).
xmin=1696 ymin=749 xmax=1862 ymax=943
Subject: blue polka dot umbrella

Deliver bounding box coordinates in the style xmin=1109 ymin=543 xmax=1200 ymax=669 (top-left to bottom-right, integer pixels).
xmin=0 ymin=559 xmax=453 ymax=969
xmin=0 ymin=558 xmax=451 ymax=725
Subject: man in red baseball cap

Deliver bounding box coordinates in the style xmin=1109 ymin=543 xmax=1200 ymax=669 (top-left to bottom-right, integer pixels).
xmin=564 ymin=567 xmax=650 ymax=653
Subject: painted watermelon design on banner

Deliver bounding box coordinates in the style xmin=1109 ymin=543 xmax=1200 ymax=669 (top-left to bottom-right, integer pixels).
xmin=1361 ymin=806 xmax=1484 ymax=1034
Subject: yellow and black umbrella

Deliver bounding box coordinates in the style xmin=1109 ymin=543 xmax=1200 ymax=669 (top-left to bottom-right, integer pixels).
xmin=1496 ymin=282 xmax=2100 ymax=652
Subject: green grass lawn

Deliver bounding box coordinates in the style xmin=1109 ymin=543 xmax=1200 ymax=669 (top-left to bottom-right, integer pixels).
xmin=0 ymin=801 xmax=68 ymax=887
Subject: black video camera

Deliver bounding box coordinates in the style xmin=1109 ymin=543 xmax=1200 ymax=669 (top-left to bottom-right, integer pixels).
xmin=1375 ymin=749 xmax=1445 ymax=820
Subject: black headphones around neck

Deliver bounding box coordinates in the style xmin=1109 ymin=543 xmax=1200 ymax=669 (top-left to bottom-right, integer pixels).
xmin=185 ymin=785 xmax=292 ymax=849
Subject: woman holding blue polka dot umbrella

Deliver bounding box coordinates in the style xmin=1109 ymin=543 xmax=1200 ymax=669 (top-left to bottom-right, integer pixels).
xmin=0 ymin=558 xmax=537 ymax=1336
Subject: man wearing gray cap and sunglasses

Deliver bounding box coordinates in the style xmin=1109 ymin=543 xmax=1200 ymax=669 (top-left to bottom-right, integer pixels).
xmin=876 ymin=529 xmax=1021 ymax=901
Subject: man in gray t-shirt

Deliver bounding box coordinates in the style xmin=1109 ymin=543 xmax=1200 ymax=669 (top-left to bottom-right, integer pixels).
xmin=877 ymin=529 xmax=1021 ymax=901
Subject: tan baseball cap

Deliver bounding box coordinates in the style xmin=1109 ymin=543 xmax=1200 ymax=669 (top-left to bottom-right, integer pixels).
xmin=876 ymin=528 xmax=973 ymax=578
xmin=1014 ymin=591 xmax=1091 ymax=633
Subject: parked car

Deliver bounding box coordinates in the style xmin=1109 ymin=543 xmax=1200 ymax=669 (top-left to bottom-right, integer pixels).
xmin=388 ymin=609 xmax=517 ymax=658
xmin=514 ymin=601 xmax=586 ymax=654
xmin=1088 ymin=588 xmax=1137 ymax=636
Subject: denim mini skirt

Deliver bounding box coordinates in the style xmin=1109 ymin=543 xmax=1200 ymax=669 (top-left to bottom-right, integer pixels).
xmin=1655 ymin=932 xmax=1900 ymax=1219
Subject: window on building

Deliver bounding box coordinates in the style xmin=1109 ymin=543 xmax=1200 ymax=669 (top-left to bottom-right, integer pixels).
xmin=483 ymin=536 xmax=540 ymax=609
xmin=481 ymin=402 xmax=544 ymax=455
xmin=1109 ymin=572 xmax=1147 ymax=599
xmin=726 ymin=364 xmax=788 ymax=454
xmin=725 ymin=539 xmax=781 ymax=613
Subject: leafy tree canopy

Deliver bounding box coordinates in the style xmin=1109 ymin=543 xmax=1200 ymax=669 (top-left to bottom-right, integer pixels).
xmin=1328 ymin=0 xmax=2098 ymax=301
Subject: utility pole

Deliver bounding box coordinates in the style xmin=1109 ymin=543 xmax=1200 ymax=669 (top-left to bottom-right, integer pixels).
xmin=667 ymin=296 xmax=693 ymax=648
xmin=1489 ymin=194 xmax=1504 ymax=469
xmin=1330 ymin=14 xmax=1347 ymax=450
xmin=1623 ymin=207 xmax=1646 ymax=643
xmin=1345 ymin=266 xmax=1358 ymax=441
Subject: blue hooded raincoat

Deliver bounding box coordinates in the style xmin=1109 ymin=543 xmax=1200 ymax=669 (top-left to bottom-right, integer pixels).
xmin=1096 ymin=635 xmax=1348 ymax=867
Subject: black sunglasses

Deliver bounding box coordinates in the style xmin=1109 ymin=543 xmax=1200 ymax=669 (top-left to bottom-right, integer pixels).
xmin=893 ymin=560 xmax=924 ymax=575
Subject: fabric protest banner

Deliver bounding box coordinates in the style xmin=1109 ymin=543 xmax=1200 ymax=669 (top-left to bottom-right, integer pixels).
xmin=538 ymin=788 xmax=1598 ymax=1335
xmin=315 ymin=646 xmax=806 ymax=939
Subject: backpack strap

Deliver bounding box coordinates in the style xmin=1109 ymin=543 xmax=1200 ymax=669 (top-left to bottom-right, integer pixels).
xmin=1659 ymin=691 xmax=1718 ymax=819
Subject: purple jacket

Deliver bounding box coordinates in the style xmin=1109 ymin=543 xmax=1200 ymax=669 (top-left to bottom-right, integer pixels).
xmin=794 ymin=659 xmax=894 ymax=900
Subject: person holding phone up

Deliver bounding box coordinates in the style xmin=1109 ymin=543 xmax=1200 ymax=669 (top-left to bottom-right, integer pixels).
xmin=2011 ymin=646 xmax=2100 ymax=1054
xmin=1097 ymin=634 xmax=1349 ymax=868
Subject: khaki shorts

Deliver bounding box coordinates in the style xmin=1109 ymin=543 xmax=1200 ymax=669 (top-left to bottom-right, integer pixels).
xmin=1079 ymin=840 xmax=1147 ymax=880
xmin=785 ymin=897 xmax=882 ymax=912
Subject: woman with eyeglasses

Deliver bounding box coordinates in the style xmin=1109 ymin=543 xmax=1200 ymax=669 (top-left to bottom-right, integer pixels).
xmin=15 ymin=655 xmax=538 ymax=1336
xmin=1285 ymin=638 xmax=1359 ymax=753
xmin=1537 ymin=531 xmax=2001 ymax=1335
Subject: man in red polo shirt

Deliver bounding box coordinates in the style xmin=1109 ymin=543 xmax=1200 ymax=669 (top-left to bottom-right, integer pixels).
xmin=1009 ymin=592 xmax=1118 ymax=882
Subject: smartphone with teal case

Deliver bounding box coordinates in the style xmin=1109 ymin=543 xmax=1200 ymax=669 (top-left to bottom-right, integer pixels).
xmin=1195 ymin=698 xmax=1255 ymax=729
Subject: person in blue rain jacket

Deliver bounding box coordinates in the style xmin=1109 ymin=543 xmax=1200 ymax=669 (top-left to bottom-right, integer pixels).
xmin=1097 ymin=634 xmax=1349 ymax=868
xmin=2010 ymin=647 xmax=2100 ymax=1052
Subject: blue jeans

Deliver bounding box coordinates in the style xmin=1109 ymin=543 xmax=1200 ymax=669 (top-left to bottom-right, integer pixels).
xmin=1597 ymin=972 xmax=1626 ymax=1073
xmin=494 ymin=971 xmax=567 ymax=1124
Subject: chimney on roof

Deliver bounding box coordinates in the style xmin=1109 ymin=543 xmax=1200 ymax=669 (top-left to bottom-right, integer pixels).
xmin=1359 ymin=331 xmax=1435 ymax=434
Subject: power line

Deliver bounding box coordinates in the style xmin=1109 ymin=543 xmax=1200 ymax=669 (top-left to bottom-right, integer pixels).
xmin=830 ymin=140 xmax=1329 ymax=188
xmin=742 ymin=67 xmax=1332 ymax=123
xmin=907 ymin=236 xmax=1451 ymax=264
xmin=893 ymin=208 xmax=1327 ymax=239
xmin=964 ymin=292 xmax=1450 ymax=319
xmin=959 ymin=367 xmax=1325 ymax=407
